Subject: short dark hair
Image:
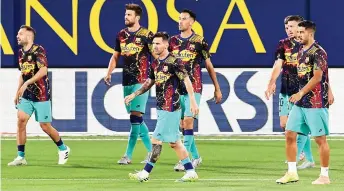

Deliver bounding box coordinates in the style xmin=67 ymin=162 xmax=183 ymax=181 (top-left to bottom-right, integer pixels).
xmin=153 ymin=32 xmax=169 ymax=41
xmin=181 ymin=9 xmax=196 ymax=21
xmin=20 ymin=25 xmax=36 ymax=38
xmin=284 ymin=16 xmax=291 ymax=24
xmin=285 ymin=15 xmax=304 ymax=24
xmin=125 ymin=3 xmax=142 ymax=17
xmin=298 ymin=20 xmax=316 ymax=32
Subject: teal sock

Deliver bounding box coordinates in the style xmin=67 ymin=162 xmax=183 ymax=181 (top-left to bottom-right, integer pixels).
xmin=18 ymin=151 xmax=25 ymax=157
xmin=139 ymin=122 xmax=152 ymax=152
xmin=296 ymin=134 xmax=308 ymax=162
xmin=183 ymin=130 xmax=194 ymax=152
xmin=303 ymin=135 xmax=314 ymax=163
xmin=58 ymin=145 xmax=67 ymax=151
xmin=55 ymin=139 xmax=67 ymax=151
xmin=190 ymin=136 xmax=200 ymax=159
xmin=125 ymin=124 xmax=140 ymax=160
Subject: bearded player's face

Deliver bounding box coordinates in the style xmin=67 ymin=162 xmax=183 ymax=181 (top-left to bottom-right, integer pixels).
xmin=125 ymin=10 xmax=137 ymax=27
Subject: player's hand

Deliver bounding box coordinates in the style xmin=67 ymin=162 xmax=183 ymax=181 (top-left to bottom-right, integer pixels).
xmin=289 ymin=91 xmax=304 ymax=103
xmin=124 ymin=93 xmax=136 ymax=106
xmin=265 ymin=83 xmax=276 ymax=100
xmin=104 ymin=74 xmax=111 ymax=86
xmin=328 ymin=89 xmax=334 ymax=105
xmin=214 ymin=89 xmax=222 ymax=104
xmin=190 ymin=100 xmax=199 ymax=117
xmin=18 ymin=82 xmax=29 ymax=98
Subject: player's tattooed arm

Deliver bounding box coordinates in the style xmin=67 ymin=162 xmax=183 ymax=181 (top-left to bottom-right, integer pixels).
xmin=134 ymin=78 xmax=155 ymax=96
xmin=124 ymin=78 xmax=155 ymax=105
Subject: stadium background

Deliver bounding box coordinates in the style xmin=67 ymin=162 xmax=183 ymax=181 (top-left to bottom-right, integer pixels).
xmin=1 ymin=0 xmax=344 ymax=135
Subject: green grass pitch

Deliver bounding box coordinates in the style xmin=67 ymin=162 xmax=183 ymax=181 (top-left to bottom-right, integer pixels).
xmin=1 ymin=136 xmax=344 ymax=191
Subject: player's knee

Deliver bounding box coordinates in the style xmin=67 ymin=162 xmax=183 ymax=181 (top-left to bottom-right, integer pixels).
xmin=17 ymin=116 xmax=27 ymax=126
xmin=285 ymin=131 xmax=297 ymax=143
xmin=314 ymin=136 xmax=327 ymax=146
xmin=169 ymin=142 xmax=177 ymax=148
xmin=149 ymin=144 xmax=162 ymax=163
xmin=183 ymin=117 xmax=194 ymax=129
xmin=40 ymin=123 xmax=51 ymax=131
xmin=17 ymin=113 xmax=29 ymax=125
xmin=130 ymin=111 xmax=142 ymax=117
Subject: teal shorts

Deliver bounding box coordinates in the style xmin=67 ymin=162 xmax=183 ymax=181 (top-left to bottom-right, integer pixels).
xmin=180 ymin=93 xmax=201 ymax=119
xmin=16 ymin=98 xmax=52 ymax=122
xmin=279 ymin=93 xmax=294 ymax=116
xmin=123 ymin=84 xmax=149 ymax=114
xmin=286 ymin=105 xmax=329 ymax=137
xmin=153 ymin=109 xmax=182 ymax=143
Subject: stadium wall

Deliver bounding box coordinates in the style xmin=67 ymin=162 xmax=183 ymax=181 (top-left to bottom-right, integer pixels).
xmin=1 ymin=68 xmax=343 ymax=136
xmin=1 ymin=0 xmax=344 ymax=68
xmin=1 ymin=1 xmax=343 ymax=136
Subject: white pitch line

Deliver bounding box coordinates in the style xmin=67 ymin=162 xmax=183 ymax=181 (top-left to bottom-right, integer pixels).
xmin=1 ymin=178 xmax=274 ymax=181
xmin=2 ymin=138 xmax=344 ymax=141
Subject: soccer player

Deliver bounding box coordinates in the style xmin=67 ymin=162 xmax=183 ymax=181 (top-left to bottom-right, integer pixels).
xmin=8 ymin=25 xmax=70 ymax=166
xmin=265 ymin=15 xmax=316 ymax=168
xmin=104 ymin=4 xmax=154 ymax=165
xmin=169 ymin=9 xmax=222 ymax=171
xmin=125 ymin=32 xmax=199 ymax=182
xmin=276 ymin=20 xmax=331 ymax=185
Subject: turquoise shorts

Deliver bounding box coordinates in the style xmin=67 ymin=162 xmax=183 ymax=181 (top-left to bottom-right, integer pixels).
xmin=279 ymin=93 xmax=294 ymax=116
xmin=180 ymin=93 xmax=201 ymax=119
xmin=152 ymin=109 xmax=182 ymax=143
xmin=286 ymin=105 xmax=329 ymax=137
xmin=123 ymin=84 xmax=149 ymax=114
xmin=16 ymin=97 xmax=52 ymax=122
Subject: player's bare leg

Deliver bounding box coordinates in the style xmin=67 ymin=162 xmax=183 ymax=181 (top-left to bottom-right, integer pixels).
xmin=8 ymin=111 xmax=30 ymax=166
xmin=312 ymin=136 xmax=330 ymax=184
xmin=281 ymin=116 xmax=306 ymax=163
xmin=281 ymin=116 xmax=290 ymax=164
xmin=40 ymin=123 xmax=70 ymax=164
xmin=175 ymin=117 xmax=202 ymax=171
xmin=170 ymin=140 xmax=198 ymax=182
xmin=40 ymin=123 xmax=62 ymax=142
xmin=129 ymin=138 xmax=198 ymax=182
xmin=276 ymin=130 xmax=299 ymax=184
xmin=129 ymin=138 xmax=162 ymax=182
